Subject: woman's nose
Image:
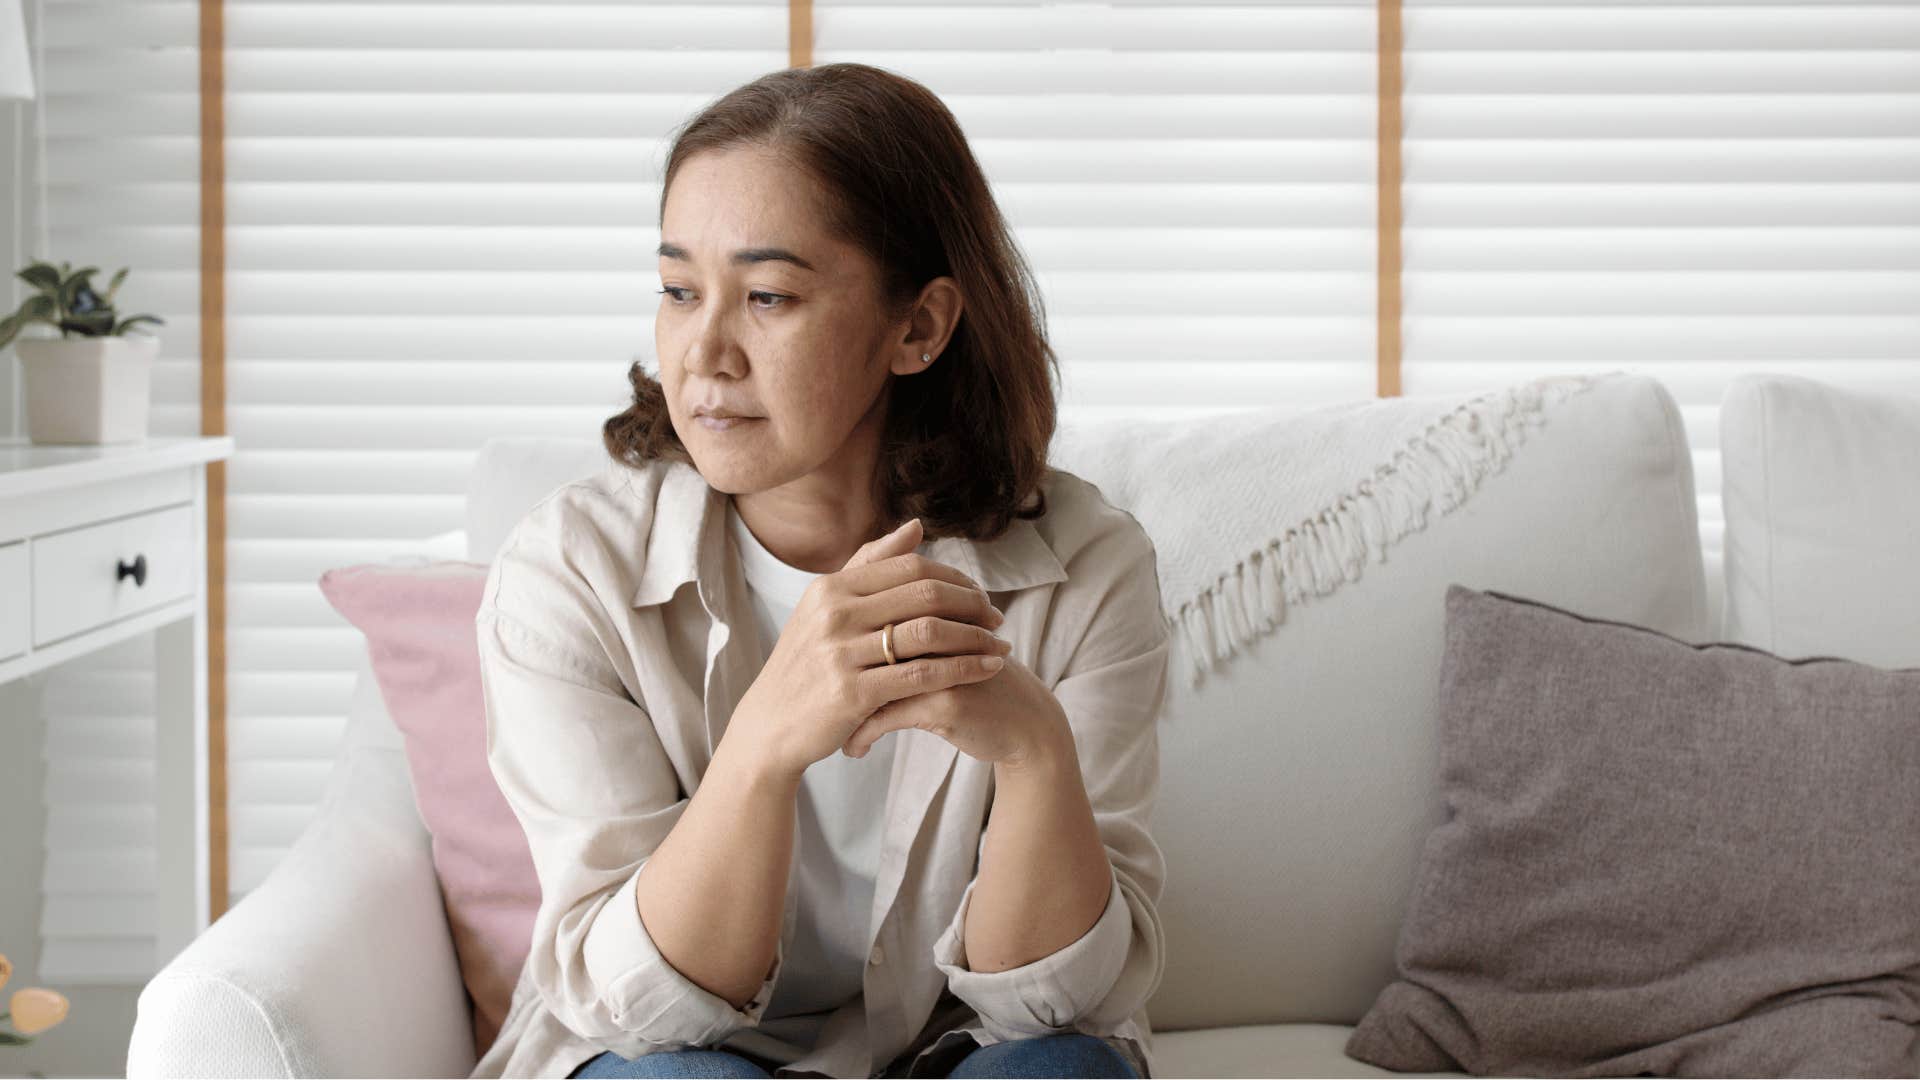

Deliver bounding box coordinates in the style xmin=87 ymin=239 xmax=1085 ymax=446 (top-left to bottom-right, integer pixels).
xmin=682 ymin=309 xmax=747 ymax=379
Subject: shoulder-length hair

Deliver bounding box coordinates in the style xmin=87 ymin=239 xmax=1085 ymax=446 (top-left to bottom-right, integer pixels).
xmin=602 ymin=62 xmax=1059 ymax=542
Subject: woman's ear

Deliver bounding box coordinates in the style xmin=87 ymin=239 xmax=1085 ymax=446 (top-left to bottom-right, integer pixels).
xmin=891 ymin=276 xmax=964 ymax=376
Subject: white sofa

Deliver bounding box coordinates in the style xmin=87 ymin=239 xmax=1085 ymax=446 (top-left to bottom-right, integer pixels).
xmin=128 ymin=371 xmax=1916 ymax=1078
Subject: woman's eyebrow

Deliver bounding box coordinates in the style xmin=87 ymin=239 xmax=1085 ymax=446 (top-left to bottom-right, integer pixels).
xmin=657 ymin=241 xmax=816 ymax=272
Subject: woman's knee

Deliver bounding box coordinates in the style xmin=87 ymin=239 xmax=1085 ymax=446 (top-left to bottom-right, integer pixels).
xmin=568 ymin=1047 xmax=773 ymax=1079
xmin=945 ymin=1033 xmax=1139 ymax=1079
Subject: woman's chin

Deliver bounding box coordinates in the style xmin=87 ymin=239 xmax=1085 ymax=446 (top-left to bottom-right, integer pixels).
xmin=688 ymin=449 xmax=777 ymax=493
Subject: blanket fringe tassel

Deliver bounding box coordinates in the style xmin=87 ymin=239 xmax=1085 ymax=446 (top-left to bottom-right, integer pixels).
xmin=1173 ymin=374 xmax=1599 ymax=689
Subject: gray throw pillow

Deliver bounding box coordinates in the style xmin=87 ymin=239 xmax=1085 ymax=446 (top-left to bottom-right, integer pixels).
xmin=1346 ymin=584 xmax=1920 ymax=1078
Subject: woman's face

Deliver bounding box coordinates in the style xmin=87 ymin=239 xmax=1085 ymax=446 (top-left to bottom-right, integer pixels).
xmin=655 ymin=144 xmax=942 ymax=499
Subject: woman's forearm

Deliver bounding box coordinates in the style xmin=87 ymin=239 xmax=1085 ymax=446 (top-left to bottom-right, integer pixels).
xmin=634 ymin=723 xmax=801 ymax=1011
xmin=963 ymin=716 xmax=1114 ymax=973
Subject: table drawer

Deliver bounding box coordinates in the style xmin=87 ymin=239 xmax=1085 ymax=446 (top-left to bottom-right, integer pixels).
xmin=32 ymin=503 xmax=195 ymax=646
xmin=0 ymin=541 xmax=26 ymax=660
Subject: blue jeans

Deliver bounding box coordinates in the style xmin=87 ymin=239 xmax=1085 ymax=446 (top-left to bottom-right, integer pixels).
xmin=568 ymin=1033 xmax=1142 ymax=1078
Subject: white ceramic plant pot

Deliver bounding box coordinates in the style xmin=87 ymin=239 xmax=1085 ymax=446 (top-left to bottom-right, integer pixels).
xmin=16 ymin=334 xmax=158 ymax=445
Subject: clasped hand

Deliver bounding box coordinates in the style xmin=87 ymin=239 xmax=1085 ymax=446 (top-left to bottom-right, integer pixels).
xmin=729 ymin=515 xmax=1065 ymax=780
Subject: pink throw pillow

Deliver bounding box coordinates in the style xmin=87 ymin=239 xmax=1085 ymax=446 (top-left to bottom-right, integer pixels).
xmin=319 ymin=559 xmax=539 ymax=1060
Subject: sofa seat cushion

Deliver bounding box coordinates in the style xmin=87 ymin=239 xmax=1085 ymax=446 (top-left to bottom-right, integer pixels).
xmin=1153 ymin=1023 xmax=1465 ymax=1078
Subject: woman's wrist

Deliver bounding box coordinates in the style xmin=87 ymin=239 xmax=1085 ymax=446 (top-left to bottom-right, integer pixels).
xmin=717 ymin=711 xmax=809 ymax=792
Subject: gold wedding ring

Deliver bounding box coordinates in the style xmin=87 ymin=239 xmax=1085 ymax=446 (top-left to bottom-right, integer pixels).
xmin=880 ymin=622 xmax=898 ymax=665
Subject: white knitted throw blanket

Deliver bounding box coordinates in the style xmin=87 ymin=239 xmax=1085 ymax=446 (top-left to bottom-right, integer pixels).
xmin=1050 ymin=372 xmax=1603 ymax=688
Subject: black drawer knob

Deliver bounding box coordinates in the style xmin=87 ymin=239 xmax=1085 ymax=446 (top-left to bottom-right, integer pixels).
xmin=118 ymin=553 xmax=147 ymax=587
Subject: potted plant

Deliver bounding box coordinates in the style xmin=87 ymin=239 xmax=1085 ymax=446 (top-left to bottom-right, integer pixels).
xmin=0 ymin=258 xmax=165 ymax=445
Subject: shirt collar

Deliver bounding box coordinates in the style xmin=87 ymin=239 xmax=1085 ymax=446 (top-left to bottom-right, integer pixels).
xmin=630 ymin=460 xmax=1068 ymax=609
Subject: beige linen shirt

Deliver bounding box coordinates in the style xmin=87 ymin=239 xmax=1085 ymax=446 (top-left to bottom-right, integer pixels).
xmin=467 ymin=454 xmax=1171 ymax=1079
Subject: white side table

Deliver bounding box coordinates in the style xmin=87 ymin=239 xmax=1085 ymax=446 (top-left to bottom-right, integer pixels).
xmin=0 ymin=435 xmax=234 ymax=972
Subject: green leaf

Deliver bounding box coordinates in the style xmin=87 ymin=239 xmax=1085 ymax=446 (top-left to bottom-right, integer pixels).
xmin=22 ymin=294 xmax=55 ymax=319
xmin=0 ymin=1031 xmax=32 ymax=1045
xmin=104 ymin=266 xmax=130 ymax=302
xmin=61 ymin=310 xmax=116 ymax=336
xmin=113 ymin=313 xmax=165 ymax=336
xmin=17 ymin=264 xmax=59 ymax=294
xmin=0 ymin=313 xmax=19 ymax=353
xmin=58 ymin=271 xmax=100 ymax=311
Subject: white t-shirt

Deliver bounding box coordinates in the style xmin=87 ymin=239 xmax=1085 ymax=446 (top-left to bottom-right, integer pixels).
xmin=719 ymin=498 xmax=899 ymax=1065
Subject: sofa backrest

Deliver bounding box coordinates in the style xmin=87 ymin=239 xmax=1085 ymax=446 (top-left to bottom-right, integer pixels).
xmin=466 ymin=438 xmax=614 ymax=565
xmin=1720 ymin=374 xmax=1920 ymax=670
xmin=454 ymin=375 xmax=1710 ymax=1032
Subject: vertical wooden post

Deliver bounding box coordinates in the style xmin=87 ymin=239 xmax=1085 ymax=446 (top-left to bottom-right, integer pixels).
xmin=790 ymin=0 xmax=813 ymax=68
xmin=197 ymin=0 xmax=229 ymax=922
xmin=1377 ymin=0 xmax=1403 ymax=398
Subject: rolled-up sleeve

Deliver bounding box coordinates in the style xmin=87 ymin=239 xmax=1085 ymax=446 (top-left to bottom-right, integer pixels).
xmin=929 ymin=512 xmax=1172 ymax=1042
xmin=933 ymin=866 xmax=1135 ymax=1038
xmin=477 ymin=548 xmax=784 ymax=1057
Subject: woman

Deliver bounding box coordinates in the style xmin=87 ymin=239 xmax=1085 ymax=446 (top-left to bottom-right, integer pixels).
xmin=468 ymin=63 xmax=1171 ymax=1080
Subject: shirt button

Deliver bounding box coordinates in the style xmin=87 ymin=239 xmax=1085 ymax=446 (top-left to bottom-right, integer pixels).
xmin=868 ymin=943 xmax=885 ymax=966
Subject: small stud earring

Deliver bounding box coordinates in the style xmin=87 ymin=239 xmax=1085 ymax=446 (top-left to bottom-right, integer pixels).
xmin=921 ymin=353 xmax=932 ymax=363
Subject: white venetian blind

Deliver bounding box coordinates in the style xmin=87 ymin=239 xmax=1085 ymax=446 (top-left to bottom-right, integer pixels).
xmin=816 ymin=0 xmax=1381 ymax=419
xmin=31 ymin=0 xmax=202 ymax=982
xmin=214 ymin=0 xmax=1374 ymax=906
xmin=41 ymin=0 xmax=1912 ymax=968
xmin=215 ymin=2 xmax=787 ymax=903
xmin=1398 ymin=0 xmax=1920 ymax=567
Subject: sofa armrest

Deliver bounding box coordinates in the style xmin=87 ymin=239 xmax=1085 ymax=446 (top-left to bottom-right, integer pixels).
xmin=128 ymin=739 xmax=477 ymax=1078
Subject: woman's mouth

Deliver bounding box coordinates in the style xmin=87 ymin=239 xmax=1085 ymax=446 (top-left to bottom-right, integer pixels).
xmin=697 ymin=415 xmax=761 ymax=432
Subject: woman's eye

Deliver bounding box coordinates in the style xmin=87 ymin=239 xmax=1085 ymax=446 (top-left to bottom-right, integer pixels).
xmin=655 ymin=287 xmax=786 ymax=310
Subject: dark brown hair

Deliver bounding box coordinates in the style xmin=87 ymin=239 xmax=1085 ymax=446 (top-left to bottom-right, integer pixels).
xmin=602 ymin=63 xmax=1058 ymax=541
